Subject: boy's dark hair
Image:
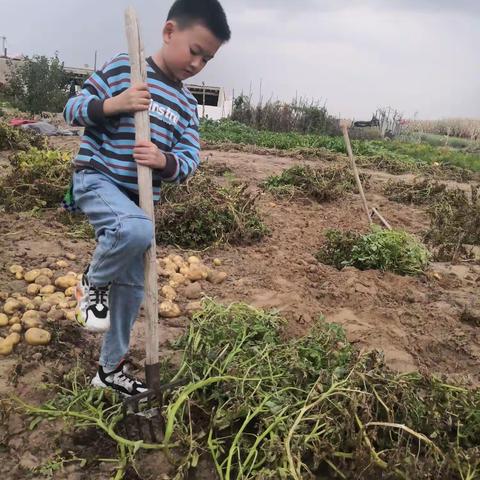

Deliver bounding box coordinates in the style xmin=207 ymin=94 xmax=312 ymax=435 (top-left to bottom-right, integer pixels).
xmin=167 ymin=0 xmax=231 ymax=42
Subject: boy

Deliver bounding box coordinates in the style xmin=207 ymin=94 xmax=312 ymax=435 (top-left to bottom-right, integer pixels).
xmin=63 ymin=0 xmax=230 ymax=396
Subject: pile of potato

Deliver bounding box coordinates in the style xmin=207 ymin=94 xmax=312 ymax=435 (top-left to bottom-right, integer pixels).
xmin=157 ymin=254 xmax=227 ymax=318
xmin=0 ymin=261 xmax=80 ymax=356
xmin=0 ymin=253 xmax=227 ymax=355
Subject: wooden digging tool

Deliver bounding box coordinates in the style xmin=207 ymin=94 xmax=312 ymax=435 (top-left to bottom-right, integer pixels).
xmin=341 ymin=124 xmax=372 ymax=226
xmin=122 ymin=7 xmax=186 ymax=441
xmin=341 ymin=124 xmax=392 ymax=230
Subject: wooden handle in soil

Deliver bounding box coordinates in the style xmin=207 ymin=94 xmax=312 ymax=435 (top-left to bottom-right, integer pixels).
xmin=341 ymin=125 xmax=372 ymax=226
xmin=125 ymin=7 xmax=159 ymax=368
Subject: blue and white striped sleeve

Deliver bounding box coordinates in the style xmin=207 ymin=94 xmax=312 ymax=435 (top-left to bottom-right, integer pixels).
xmin=160 ymin=110 xmax=201 ymax=184
xmin=63 ymin=56 xmax=121 ymax=127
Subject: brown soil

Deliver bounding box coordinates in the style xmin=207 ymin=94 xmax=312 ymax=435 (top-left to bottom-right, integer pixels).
xmin=1 ymin=138 xmax=479 ymax=479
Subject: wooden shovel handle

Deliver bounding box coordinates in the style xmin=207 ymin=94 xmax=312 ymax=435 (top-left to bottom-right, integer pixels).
xmin=341 ymin=125 xmax=372 ymax=226
xmin=125 ymin=7 xmax=159 ymax=368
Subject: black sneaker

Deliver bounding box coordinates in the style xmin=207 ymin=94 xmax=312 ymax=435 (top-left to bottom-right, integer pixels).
xmin=91 ymin=360 xmax=147 ymax=396
xmin=75 ymin=269 xmax=110 ymax=333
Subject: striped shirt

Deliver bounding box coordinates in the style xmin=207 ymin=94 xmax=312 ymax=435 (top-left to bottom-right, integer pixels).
xmin=64 ymin=53 xmax=200 ymax=201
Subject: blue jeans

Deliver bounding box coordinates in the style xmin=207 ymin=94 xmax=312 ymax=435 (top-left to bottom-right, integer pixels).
xmin=72 ymin=169 xmax=154 ymax=370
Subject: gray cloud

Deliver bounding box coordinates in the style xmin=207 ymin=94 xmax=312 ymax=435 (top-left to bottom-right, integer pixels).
xmin=1 ymin=0 xmax=478 ymax=118
xmin=234 ymin=0 xmax=480 ymax=14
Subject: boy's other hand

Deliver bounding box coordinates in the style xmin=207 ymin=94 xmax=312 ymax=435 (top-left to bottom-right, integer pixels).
xmin=133 ymin=140 xmax=167 ymax=170
xmin=104 ymin=83 xmax=151 ymax=116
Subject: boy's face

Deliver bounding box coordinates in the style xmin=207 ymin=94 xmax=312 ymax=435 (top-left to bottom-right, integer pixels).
xmin=162 ymin=21 xmax=223 ymax=82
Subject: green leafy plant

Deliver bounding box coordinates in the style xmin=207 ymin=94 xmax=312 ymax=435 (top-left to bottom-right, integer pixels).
xmin=0 ymin=147 xmax=72 ymax=211
xmin=424 ymin=186 xmax=480 ymax=261
xmin=2 ymin=55 xmax=70 ymax=114
xmin=19 ymin=300 xmax=480 ymax=480
xmin=317 ymin=227 xmax=430 ymax=275
xmin=262 ymin=164 xmax=369 ymax=202
xmin=0 ymin=120 xmax=46 ymax=151
xmin=155 ymin=171 xmax=268 ymax=248
xmin=384 ymin=179 xmax=449 ymax=205
xmin=200 ymin=119 xmax=480 ymax=175
xmin=231 ymin=94 xmax=340 ymax=136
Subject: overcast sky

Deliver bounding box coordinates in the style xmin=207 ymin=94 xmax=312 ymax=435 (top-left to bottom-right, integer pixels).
xmin=1 ymin=0 xmax=479 ymax=119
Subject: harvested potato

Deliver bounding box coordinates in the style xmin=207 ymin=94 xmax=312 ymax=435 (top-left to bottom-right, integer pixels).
xmin=172 ymin=255 xmax=185 ymax=267
xmin=65 ymin=253 xmax=77 ymax=261
xmin=169 ymin=273 xmax=186 ymax=288
xmin=161 ymin=285 xmax=177 ymax=301
xmin=67 ymin=300 xmax=77 ymax=309
xmin=55 ymin=276 xmax=78 ymax=289
xmin=186 ymin=266 xmax=209 ymax=281
xmin=17 ymin=296 xmax=31 ymax=306
xmin=4 ymin=299 xmax=21 ymax=315
xmin=15 ymin=271 xmax=24 ymax=280
xmin=25 ymin=328 xmax=51 ymax=346
xmin=207 ymin=271 xmax=228 ymax=285
xmin=179 ymin=266 xmax=190 ymax=275
xmin=159 ymin=301 xmax=182 ymax=318
xmin=5 ymin=332 xmax=21 ymax=346
xmin=55 ymin=260 xmax=69 ymax=268
xmin=183 ymin=282 xmax=202 ymax=300
xmin=188 ymin=256 xmax=201 ymax=265
xmin=48 ymin=309 xmax=65 ymax=322
xmin=11 ymin=292 xmax=21 ymax=299
xmin=9 ymin=324 xmax=22 ymax=334
xmin=39 ymin=302 xmax=52 ymax=313
xmin=8 ymin=316 xmax=21 ymax=325
xmin=39 ymin=268 xmax=54 ymax=279
xmin=164 ymin=261 xmax=179 ymax=275
xmin=65 ymin=286 xmax=75 ymax=297
xmin=157 ymin=266 xmax=170 ymax=277
xmin=45 ymin=293 xmax=66 ymax=306
xmin=213 ymin=258 xmax=222 ymax=266
xmin=184 ymin=301 xmax=203 ymax=315
xmin=27 ymin=284 xmax=42 ymax=296
xmin=40 ymin=285 xmax=56 ymax=295
xmin=22 ymin=310 xmax=42 ymax=329
xmin=25 ymin=302 xmax=36 ymax=311
xmin=0 ymin=292 xmax=8 ymax=301
xmin=65 ymin=311 xmax=76 ymax=321
xmin=67 ymin=271 xmax=77 ymax=278
xmin=24 ymin=269 xmax=41 ymax=283
xmin=0 ymin=313 xmax=8 ymax=327
xmin=9 ymin=265 xmax=24 ymax=274
xmin=35 ymin=275 xmax=52 ymax=287
xmin=0 ymin=339 xmax=13 ymax=356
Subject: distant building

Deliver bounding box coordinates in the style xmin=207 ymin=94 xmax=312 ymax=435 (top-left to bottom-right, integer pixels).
xmin=1 ymin=56 xmax=231 ymax=120
xmin=0 ymin=56 xmax=94 ymax=86
xmin=186 ymin=83 xmax=232 ymax=120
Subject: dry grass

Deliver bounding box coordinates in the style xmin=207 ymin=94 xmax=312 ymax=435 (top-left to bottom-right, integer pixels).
xmin=406 ymin=118 xmax=480 ymax=140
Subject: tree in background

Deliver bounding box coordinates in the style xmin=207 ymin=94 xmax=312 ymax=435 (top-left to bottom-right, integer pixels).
xmin=231 ymin=94 xmax=340 ymax=136
xmin=2 ymin=54 xmax=69 ymax=114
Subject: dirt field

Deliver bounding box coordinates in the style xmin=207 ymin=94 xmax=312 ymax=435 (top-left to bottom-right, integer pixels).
xmin=1 ymin=138 xmax=479 ymax=478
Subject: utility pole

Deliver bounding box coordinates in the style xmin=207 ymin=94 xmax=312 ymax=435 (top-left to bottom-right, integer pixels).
xmin=0 ymin=36 xmax=7 ymax=57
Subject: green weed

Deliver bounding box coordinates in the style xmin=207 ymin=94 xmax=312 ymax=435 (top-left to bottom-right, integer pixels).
xmin=18 ymin=300 xmax=480 ymax=479
xmin=316 ymin=227 xmax=430 ymax=275
xmin=155 ymin=171 xmax=268 ymax=249
xmin=0 ymin=147 xmax=72 ymax=211
xmin=424 ymin=186 xmax=480 ymax=261
xmin=200 ymin=120 xmax=480 ymax=175
xmin=0 ymin=148 xmax=72 ymax=212
xmin=262 ymin=164 xmax=369 ymax=202
xmin=0 ymin=121 xmax=47 ymax=151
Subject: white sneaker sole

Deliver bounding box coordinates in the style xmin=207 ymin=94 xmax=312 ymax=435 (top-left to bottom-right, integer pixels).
xmin=74 ymin=284 xmax=110 ymax=333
